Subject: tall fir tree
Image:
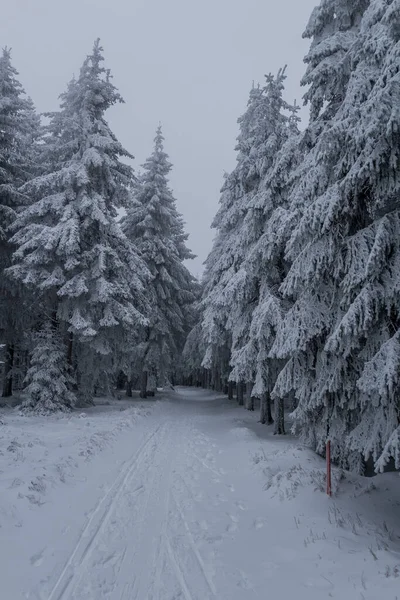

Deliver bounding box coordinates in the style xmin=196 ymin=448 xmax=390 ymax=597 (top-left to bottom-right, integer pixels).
xmin=243 ymin=100 xmax=303 ymax=429
xmin=271 ymin=0 xmax=400 ymax=472
xmin=200 ymin=85 xmax=266 ymax=388
xmin=9 ymin=40 xmax=149 ymax=408
xmin=226 ymin=69 xmax=293 ymax=420
xmin=201 ymin=72 xmax=298 ymax=422
xmin=122 ymin=126 xmax=195 ymax=395
xmin=0 ymin=48 xmax=40 ymax=397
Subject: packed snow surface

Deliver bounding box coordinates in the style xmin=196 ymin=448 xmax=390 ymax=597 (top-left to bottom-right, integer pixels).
xmin=0 ymin=388 xmax=399 ymax=599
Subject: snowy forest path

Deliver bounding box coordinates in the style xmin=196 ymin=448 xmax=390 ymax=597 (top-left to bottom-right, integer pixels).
xmin=14 ymin=387 xmax=400 ymax=600
xmin=41 ymin=388 xmax=260 ymax=600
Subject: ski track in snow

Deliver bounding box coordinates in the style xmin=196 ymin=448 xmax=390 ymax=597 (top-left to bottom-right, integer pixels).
xmin=2 ymin=387 xmax=399 ymax=600
xmin=45 ymin=399 xmax=226 ymax=600
xmin=47 ymin=423 xmax=164 ymax=600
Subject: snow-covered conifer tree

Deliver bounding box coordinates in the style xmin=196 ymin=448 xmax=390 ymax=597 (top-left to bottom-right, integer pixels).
xmin=9 ymin=40 xmax=149 ymax=407
xmin=0 ymin=48 xmax=40 ymax=397
xmin=201 ymin=86 xmax=267 ymax=390
xmin=226 ymin=70 xmax=294 ymax=421
xmin=241 ymin=100 xmax=303 ymax=429
xmin=271 ymin=0 xmax=400 ymax=471
xmin=122 ymin=126 xmax=195 ymax=395
xmin=22 ymin=325 xmax=76 ymax=413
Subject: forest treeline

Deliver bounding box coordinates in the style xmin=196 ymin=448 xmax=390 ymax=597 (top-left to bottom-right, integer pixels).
xmin=0 ymin=40 xmax=197 ymax=410
xmin=182 ymin=0 xmax=400 ymax=474
xmin=1 ymin=0 xmax=400 ymax=475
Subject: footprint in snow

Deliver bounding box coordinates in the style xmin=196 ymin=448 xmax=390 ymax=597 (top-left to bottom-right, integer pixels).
xmin=226 ymin=513 xmax=239 ymax=529
xmin=30 ymin=549 xmax=45 ymax=567
xmin=237 ymin=570 xmax=255 ymax=590
xmin=216 ymin=493 xmax=227 ymax=502
xmin=235 ymin=501 xmax=247 ymax=511
xmin=254 ymin=517 xmax=267 ymax=529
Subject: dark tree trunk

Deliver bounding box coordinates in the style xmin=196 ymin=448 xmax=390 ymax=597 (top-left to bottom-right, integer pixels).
xmin=245 ymin=381 xmax=254 ymax=411
xmin=212 ymin=367 xmax=221 ymax=391
xmin=228 ymin=380 xmax=234 ymax=400
xmin=207 ymin=369 xmax=212 ymax=389
xmin=202 ymin=369 xmax=207 ymax=388
xmin=2 ymin=343 xmax=14 ymax=398
xmin=260 ymin=391 xmax=274 ymax=425
xmin=126 ymin=378 xmax=132 ymax=397
xmin=237 ymin=381 xmax=244 ymax=406
xmin=140 ymin=371 xmax=148 ymax=399
xmin=67 ymin=332 xmax=73 ymax=367
xmin=289 ymin=390 xmax=297 ymax=411
xmin=274 ymin=397 xmax=285 ymax=435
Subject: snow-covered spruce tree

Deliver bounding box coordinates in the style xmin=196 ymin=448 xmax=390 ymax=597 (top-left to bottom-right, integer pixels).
xmin=9 ymin=40 xmax=149 ymax=408
xmin=201 ymin=85 xmax=267 ymax=396
xmin=271 ymin=0 xmax=370 ymax=467
xmin=22 ymin=324 xmax=76 ymax=413
xmin=239 ymin=100 xmax=303 ymax=429
xmin=0 ymin=48 xmax=40 ymax=397
xmin=225 ymin=69 xmax=299 ymax=424
xmin=200 ymin=226 xmax=233 ymax=394
xmin=335 ymin=0 xmax=400 ymax=471
xmin=301 ymin=0 xmax=369 ymax=123
xmin=271 ymin=0 xmax=400 ymax=472
xmin=122 ymin=126 xmax=195 ymax=396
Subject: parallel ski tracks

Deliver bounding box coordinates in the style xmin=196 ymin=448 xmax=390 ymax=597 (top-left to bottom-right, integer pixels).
xmin=47 ymin=415 xmax=219 ymax=600
xmin=47 ymin=423 xmax=164 ymax=600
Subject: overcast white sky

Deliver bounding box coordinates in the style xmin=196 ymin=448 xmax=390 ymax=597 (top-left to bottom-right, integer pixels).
xmin=1 ymin=0 xmax=317 ymax=277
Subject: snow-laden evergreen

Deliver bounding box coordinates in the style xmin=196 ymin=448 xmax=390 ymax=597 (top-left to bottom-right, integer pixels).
xmin=0 ymin=1 xmax=399 ymax=477
xmin=9 ymin=40 xmax=149 ymax=406
xmin=226 ymin=70 xmax=298 ymax=423
xmin=271 ymin=0 xmax=400 ymax=471
xmin=122 ymin=126 xmax=196 ymax=394
xmin=0 ymin=48 xmax=40 ymax=397
xmin=200 ymin=85 xmax=269 ymax=389
xmin=241 ymin=100 xmax=303 ymax=430
xmin=190 ymin=0 xmax=400 ymax=472
xmin=200 ymin=72 xmax=300 ymax=421
xmin=22 ymin=325 xmax=76 ymax=413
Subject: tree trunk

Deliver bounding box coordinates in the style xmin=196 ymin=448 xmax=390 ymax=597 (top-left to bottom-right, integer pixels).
xmin=140 ymin=371 xmax=148 ymax=399
xmin=207 ymin=369 xmax=212 ymax=389
xmin=289 ymin=390 xmax=297 ymax=411
xmin=260 ymin=391 xmax=274 ymax=424
xmin=126 ymin=378 xmax=132 ymax=397
xmin=67 ymin=332 xmax=73 ymax=367
xmin=2 ymin=343 xmax=14 ymax=398
xmin=274 ymin=396 xmax=285 ymax=435
xmin=202 ymin=369 xmax=207 ymax=388
xmin=237 ymin=381 xmax=244 ymax=406
xmin=245 ymin=381 xmax=254 ymax=411
xmin=228 ymin=380 xmax=234 ymax=400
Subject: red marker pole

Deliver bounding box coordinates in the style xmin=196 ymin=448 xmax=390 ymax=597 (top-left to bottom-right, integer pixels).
xmin=326 ymin=440 xmax=332 ymax=497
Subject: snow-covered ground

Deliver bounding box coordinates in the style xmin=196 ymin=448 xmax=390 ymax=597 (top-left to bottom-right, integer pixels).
xmin=0 ymin=388 xmax=399 ymax=599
